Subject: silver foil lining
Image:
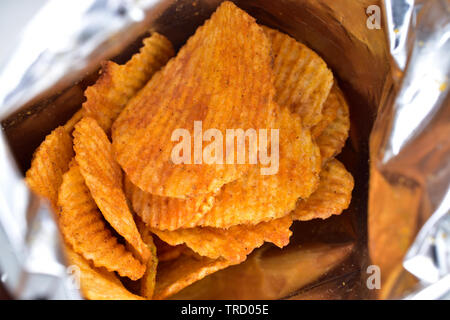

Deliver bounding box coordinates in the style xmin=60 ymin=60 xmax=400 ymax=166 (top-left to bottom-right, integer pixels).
xmin=0 ymin=0 xmax=448 ymax=299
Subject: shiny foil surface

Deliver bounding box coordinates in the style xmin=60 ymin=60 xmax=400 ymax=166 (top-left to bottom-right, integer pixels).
xmin=0 ymin=0 xmax=448 ymax=299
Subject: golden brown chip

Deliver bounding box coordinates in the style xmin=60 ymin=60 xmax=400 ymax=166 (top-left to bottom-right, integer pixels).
xmin=58 ymin=163 xmax=145 ymax=280
xmin=83 ymin=32 xmax=174 ymax=133
xmin=25 ymin=127 xmax=74 ymax=211
xmin=65 ymin=245 xmax=143 ymax=300
xmin=316 ymin=85 xmax=350 ymax=163
xmin=263 ymin=26 xmax=333 ymax=128
xmin=137 ymin=223 xmax=158 ymax=299
xmin=153 ymin=236 xmax=185 ymax=262
xmin=292 ymin=159 xmax=354 ymax=221
xmin=153 ymin=253 xmax=235 ymax=300
xmin=152 ymin=215 xmax=293 ymax=263
xmin=73 ymin=117 xmax=150 ymax=263
xmin=311 ymin=83 xmax=340 ymax=138
xmin=112 ymin=1 xmax=276 ymax=198
xmin=63 ymin=109 xmax=84 ymax=133
xmin=190 ymin=106 xmax=321 ymax=228
xmin=125 ymin=177 xmax=215 ymax=231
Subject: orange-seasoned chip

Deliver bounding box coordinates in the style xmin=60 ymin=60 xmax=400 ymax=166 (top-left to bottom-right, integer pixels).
xmin=112 ymin=1 xmax=276 ymax=198
xmin=58 ymin=163 xmax=145 ymax=280
xmin=311 ymin=83 xmax=341 ymax=138
xmin=73 ymin=117 xmax=149 ymax=263
xmin=137 ymin=222 xmax=158 ymax=299
xmin=63 ymin=109 xmax=84 ymax=133
xmin=191 ymin=106 xmax=321 ymax=228
xmin=152 ymin=215 xmax=293 ymax=263
xmin=83 ymin=32 xmax=174 ymax=133
xmin=153 ymin=253 xmax=235 ymax=300
xmin=263 ymin=26 xmax=333 ymax=128
xmin=125 ymin=177 xmax=215 ymax=231
xmin=316 ymin=85 xmax=350 ymax=163
xmin=25 ymin=127 xmax=74 ymax=211
xmin=292 ymin=159 xmax=354 ymax=221
xmin=65 ymin=245 xmax=143 ymax=300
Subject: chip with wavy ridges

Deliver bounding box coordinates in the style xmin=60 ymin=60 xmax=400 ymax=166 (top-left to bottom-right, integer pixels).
xmin=125 ymin=176 xmax=215 ymax=231
xmin=65 ymin=245 xmax=143 ymax=300
xmin=58 ymin=164 xmax=145 ymax=280
xmin=189 ymin=107 xmax=321 ymax=228
xmin=263 ymin=26 xmax=333 ymax=128
xmin=152 ymin=215 xmax=293 ymax=263
xmin=316 ymin=85 xmax=350 ymax=163
xmin=292 ymin=159 xmax=354 ymax=221
xmin=311 ymin=83 xmax=341 ymax=138
xmin=112 ymin=1 xmax=276 ymax=198
xmin=137 ymin=221 xmax=158 ymax=299
xmin=83 ymin=32 xmax=174 ymax=133
xmin=25 ymin=127 xmax=74 ymax=212
xmin=153 ymin=252 xmax=236 ymax=300
xmin=73 ymin=117 xmax=150 ymax=263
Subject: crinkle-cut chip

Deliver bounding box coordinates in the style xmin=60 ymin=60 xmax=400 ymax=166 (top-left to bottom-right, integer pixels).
xmin=83 ymin=32 xmax=174 ymax=133
xmin=153 ymin=253 xmax=236 ymax=300
xmin=112 ymin=1 xmax=276 ymax=198
xmin=25 ymin=127 xmax=74 ymax=211
xmin=311 ymin=83 xmax=341 ymax=138
xmin=73 ymin=117 xmax=150 ymax=263
xmin=58 ymin=163 xmax=145 ymax=280
xmin=153 ymin=236 xmax=185 ymax=262
xmin=263 ymin=26 xmax=333 ymax=128
xmin=63 ymin=109 xmax=84 ymax=133
xmin=65 ymin=245 xmax=143 ymax=300
xmin=137 ymin=222 xmax=158 ymax=299
xmin=292 ymin=159 xmax=354 ymax=221
xmin=190 ymin=107 xmax=321 ymax=228
xmin=316 ymin=86 xmax=350 ymax=163
xmin=125 ymin=176 xmax=215 ymax=231
xmin=152 ymin=215 xmax=293 ymax=263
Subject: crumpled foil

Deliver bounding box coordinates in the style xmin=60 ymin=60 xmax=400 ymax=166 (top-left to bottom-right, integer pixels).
xmin=0 ymin=0 xmax=448 ymax=299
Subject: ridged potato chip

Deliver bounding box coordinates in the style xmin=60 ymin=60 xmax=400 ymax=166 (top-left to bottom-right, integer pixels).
xmin=292 ymin=159 xmax=354 ymax=221
xmin=153 ymin=252 xmax=235 ymax=300
xmin=83 ymin=33 xmax=174 ymax=133
xmin=311 ymin=83 xmax=340 ymax=138
xmin=65 ymin=245 xmax=143 ymax=300
xmin=112 ymin=1 xmax=276 ymax=198
xmin=137 ymin=222 xmax=158 ymax=299
xmin=58 ymin=163 xmax=145 ymax=280
xmin=152 ymin=215 xmax=293 ymax=263
xmin=125 ymin=176 xmax=215 ymax=231
xmin=191 ymin=107 xmax=321 ymax=228
xmin=25 ymin=127 xmax=74 ymax=211
xmin=263 ymin=26 xmax=333 ymax=128
xmin=63 ymin=109 xmax=84 ymax=133
xmin=73 ymin=117 xmax=150 ymax=263
xmin=316 ymin=85 xmax=350 ymax=163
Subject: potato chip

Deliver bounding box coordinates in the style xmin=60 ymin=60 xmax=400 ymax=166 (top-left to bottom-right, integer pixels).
xmin=58 ymin=163 xmax=145 ymax=280
xmin=137 ymin=222 xmax=158 ymax=299
xmin=191 ymin=106 xmax=321 ymax=228
xmin=292 ymin=159 xmax=354 ymax=221
xmin=125 ymin=176 xmax=215 ymax=231
xmin=311 ymin=83 xmax=340 ymax=138
xmin=63 ymin=109 xmax=84 ymax=133
xmin=82 ymin=32 xmax=174 ymax=133
xmin=316 ymin=85 xmax=350 ymax=163
xmin=65 ymin=245 xmax=143 ymax=300
xmin=73 ymin=117 xmax=150 ymax=263
xmin=263 ymin=26 xmax=333 ymax=128
xmin=153 ymin=253 xmax=235 ymax=300
xmin=112 ymin=1 xmax=276 ymax=198
xmin=152 ymin=215 xmax=293 ymax=263
xmin=25 ymin=127 xmax=74 ymax=211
